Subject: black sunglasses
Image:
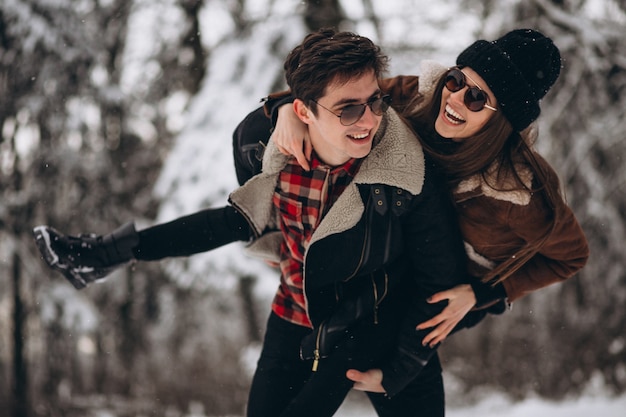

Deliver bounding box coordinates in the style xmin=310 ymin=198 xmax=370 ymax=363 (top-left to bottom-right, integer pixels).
xmin=444 ymin=68 xmax=497 ymax=112
xmin=313 ymin=95 xmax=391 ymax=126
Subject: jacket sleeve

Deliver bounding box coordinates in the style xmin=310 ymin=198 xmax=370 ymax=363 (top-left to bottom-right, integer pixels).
xmin=461 ymin=203 xmax=588 ymax=308
xmin=378 ymin=75 xmax=422 ymax=114
xmin=262 ymin=90 xmax=295 ymax=126
xmin=379 ymin=159 xmax=469 ymax=397
xmin=502 ymin=189 xmax=589 ymax=302
xmin=232 ymin=106 xmax=274 ymax=185
xmin=134 ymin=206 xmax=252 ymax=261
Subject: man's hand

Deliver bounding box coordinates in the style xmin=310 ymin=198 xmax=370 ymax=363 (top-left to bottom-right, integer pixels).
xmin=272 ymin=104 xmax=312 ymax=170
xmin=417 ymin=284 xmax=476 ymax=347
xmin=346 ymin=369 xmax=385 ymax=393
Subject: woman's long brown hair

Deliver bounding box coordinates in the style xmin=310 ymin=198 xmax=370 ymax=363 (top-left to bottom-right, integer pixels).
xmin=406 ymin=73 xmax=562 ymax=285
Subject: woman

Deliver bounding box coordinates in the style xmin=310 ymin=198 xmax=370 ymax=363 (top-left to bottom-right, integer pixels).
xmin=263 ymin=28 xmax=590 ymax=391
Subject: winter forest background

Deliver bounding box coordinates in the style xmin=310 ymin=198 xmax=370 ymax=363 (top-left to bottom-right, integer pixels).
xmin=1 ymin=0 xmax=625 ymax=416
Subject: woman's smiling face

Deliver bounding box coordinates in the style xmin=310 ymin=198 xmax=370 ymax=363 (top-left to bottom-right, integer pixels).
xmin=434 ymin=67 xmax=497 ymax=142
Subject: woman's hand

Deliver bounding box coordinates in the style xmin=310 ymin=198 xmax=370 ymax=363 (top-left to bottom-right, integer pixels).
xmin=272 ymin=103 xmax=312 ymax=170
xmin=417 ymin=284 xmax=476 ymax=347
xmin=346 ymin=369 xmax=385 ymax=393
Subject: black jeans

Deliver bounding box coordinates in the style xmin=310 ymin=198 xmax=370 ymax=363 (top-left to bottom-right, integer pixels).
xmin=246 ymin=312 xmax=444 ymax=417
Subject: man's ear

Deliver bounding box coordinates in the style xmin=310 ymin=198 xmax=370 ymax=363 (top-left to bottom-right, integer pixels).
xmin=293 ymin=99 xmax=313 ymax=124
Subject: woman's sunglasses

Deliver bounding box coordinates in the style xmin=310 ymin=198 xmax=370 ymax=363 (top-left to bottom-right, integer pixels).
xmin=444 ymin=68 xmax=497 ymax=112
xmin=314 ymin=95 xmax=392 ymax=126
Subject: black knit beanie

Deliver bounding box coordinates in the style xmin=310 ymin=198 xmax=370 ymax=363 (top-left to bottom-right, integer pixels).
xmin=456 ymin=29 xmax=561 ymax=131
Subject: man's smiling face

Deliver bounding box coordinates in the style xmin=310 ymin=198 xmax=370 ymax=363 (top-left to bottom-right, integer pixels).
xmin=295 ymin=70 xmax=383 ymax=166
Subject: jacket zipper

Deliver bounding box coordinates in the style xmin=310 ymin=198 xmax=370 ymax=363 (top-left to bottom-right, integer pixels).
xmin=306 ymin=187 xmax=377 ymax=369
xmin=372 ymin=274 xmax=379 ymax=324
xmin=372 ymin=271 xmax=389 ymax=324
xmin=343 ymin=194 xmax=373 ymax=282
xmin=303 ymin=185 xmax=372 ymax=328
xmin=312 ymin=323 xmax=324 ymax=372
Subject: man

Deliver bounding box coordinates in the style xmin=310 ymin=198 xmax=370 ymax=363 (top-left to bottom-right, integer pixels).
xmin=34 ymin=29 xmax=468 ymax=416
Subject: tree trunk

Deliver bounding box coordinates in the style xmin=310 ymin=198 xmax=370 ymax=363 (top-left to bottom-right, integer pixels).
xmin=12 ymin=251 xmax=28 ymax=417
xmin=118 ymin=274 xmax=136 ymax=396
xmin=239 ymin=275 xmax=261 ymax=342
xmin=304 ymin=0 xmax=344 ymax=31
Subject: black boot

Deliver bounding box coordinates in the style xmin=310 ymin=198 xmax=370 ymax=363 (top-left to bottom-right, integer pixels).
xmin=33 ymin=222 xmax=139 ymax=289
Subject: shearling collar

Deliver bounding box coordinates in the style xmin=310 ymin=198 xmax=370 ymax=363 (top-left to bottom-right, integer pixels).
xmin=454 ymin=160 xmax=534 ymax=206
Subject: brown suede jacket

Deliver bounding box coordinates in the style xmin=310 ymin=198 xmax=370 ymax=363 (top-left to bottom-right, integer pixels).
xmin=379 ymin=63 xmax=589 ymax=303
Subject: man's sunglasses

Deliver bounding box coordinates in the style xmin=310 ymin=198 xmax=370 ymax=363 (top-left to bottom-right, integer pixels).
xmin=444 ymin=68 xmax=497 ymax=112
xmin=313 ymin=95 xmax=391 ymax=126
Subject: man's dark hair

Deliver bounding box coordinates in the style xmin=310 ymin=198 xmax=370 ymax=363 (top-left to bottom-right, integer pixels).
xmin=283 ymin=28 xmax=389 ymax=115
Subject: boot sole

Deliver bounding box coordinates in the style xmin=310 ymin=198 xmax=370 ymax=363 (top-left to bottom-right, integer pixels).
xmin=33 ymin=226 xmax=88 ymax=290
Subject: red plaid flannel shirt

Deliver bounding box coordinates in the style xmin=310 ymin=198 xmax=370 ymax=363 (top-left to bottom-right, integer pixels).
xmin=272 ymin=154 xmax=361 ymax=328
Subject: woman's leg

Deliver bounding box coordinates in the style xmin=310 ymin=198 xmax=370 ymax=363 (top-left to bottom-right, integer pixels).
xmin=246 ymin=312 xmax=312 ymax=417
xmin=367 ymin=353 xmax=445 ymax=417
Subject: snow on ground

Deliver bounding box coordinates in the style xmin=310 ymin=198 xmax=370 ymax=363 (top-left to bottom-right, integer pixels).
xmin=334 ymin=390 xmax=626 ymax=417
